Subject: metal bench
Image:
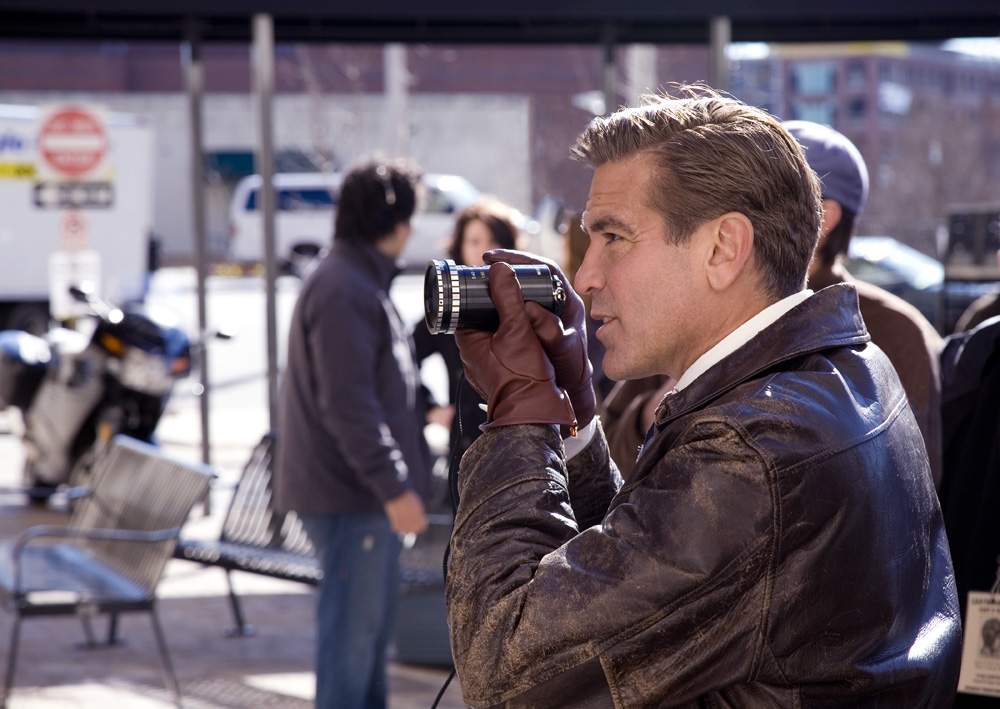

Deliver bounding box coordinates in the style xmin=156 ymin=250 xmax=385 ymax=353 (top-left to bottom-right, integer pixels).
xmin=174 ymin=433 xmax=451 ymax=659
xmin=173 ymin=433 xmax=320 ymax=637
xmin=0 ymin=435 xmax=213 ymax=708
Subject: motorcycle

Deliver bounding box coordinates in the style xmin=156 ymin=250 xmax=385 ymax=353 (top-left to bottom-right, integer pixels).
xmin=0 ymin=286 xmax=193 ymax=503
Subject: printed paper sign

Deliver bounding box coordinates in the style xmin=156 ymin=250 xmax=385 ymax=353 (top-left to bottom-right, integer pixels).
xmin=958 ymin=592 xmax=1000 ymax=697
xmin=49 ymin=250 xmax=101 ymax=322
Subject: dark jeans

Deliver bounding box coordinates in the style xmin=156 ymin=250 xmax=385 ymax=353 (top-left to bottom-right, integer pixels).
xmin=300 ymin=513 xmax=402 ymax=709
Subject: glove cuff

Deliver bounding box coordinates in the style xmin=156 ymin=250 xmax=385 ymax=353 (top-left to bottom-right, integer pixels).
xmin=484 ymin=383 xmax=577 ymax=431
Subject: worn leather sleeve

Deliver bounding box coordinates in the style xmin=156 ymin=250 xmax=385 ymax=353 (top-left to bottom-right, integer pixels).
xmin=446 ymin=420 xmax=775 ymax=708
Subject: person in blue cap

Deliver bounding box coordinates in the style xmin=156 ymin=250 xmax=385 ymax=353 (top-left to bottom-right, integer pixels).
xmin=784 ymin=120 xmax=943 ymax=488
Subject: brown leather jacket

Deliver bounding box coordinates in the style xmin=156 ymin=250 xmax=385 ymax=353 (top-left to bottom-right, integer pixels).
xmin=446 ymin=284 xmax=961 ymax=708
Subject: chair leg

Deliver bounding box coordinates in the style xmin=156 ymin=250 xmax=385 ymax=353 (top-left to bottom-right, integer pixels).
xmin=79 ymin=613 xmax=98 ymax=648
xmin=224 ymin=570 xmax=254 ymax=638
xmin=107 ymin=612 xmax=120 ymax=645
xmin=2 ymin=615 xmax=22 ymax=708
xmin=148 ymin=606 xmax=182 ymax=707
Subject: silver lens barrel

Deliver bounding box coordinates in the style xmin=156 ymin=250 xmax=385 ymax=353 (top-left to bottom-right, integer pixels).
xmin=423 ymin=259 xmax=565 ymax=335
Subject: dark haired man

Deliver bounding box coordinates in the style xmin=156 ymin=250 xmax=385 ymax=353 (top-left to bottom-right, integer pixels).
xmin=445 ymin=93 xmax=960 ymax=707
xmin=785 ymin=120 xmax=944 ymax=487
xmin=276 ymin=160 xmax=429 ymax=709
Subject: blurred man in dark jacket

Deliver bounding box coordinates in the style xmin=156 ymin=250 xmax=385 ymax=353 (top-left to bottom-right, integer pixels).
xmin=276 ymin=160 xmax=429 ymax=709
xmin=785 ymin=120 xmax=944 ymax=487
xmin=445 ymin=92 xmax=960 ymax=708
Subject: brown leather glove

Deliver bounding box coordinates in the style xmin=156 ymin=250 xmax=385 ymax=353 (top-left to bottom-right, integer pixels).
xmin=456 ymin=262 xmax=576 ymax=431
xmin=484 ymin=249 xmax=597 ymax=429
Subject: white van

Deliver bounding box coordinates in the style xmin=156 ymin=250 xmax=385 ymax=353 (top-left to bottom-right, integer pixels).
xmin=227 ymin=171 xmax=482 ymax=270
xmin=228 ymin=172 xmax=341 ymax=265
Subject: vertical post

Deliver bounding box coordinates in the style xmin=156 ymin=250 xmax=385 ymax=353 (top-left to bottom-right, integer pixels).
xmin=384 ymin=43 xmax=410 ymax=157
xmin=626 ymin=44 xmax=658 ymax=105
xmin=253 ymin=14 xmax=280 ymax=434
xmin=709 ymin=16 xmax=731 ymax=92
xmin=182 ymin=20 xmax=212 ymax=470
xmin=602 ymin=27 xmax=617 ymax=115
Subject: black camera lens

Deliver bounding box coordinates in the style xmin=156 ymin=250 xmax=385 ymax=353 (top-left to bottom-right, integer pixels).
xmin=424 ymin=259 xmax=566 ymax=335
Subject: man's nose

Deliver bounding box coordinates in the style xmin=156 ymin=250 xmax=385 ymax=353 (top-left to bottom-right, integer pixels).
xmin=573 ymin=243 xmax=603 ymax=296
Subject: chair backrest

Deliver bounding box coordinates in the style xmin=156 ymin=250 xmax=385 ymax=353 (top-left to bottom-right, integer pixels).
xmin=71 ymin=435 xmax=213 ymax=594
xmin=220 ymin=433 xmax=315 ymax=557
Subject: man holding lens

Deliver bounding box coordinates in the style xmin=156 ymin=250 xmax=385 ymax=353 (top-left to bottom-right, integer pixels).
xmin=445 ymin=92 xmax=960 ymax=708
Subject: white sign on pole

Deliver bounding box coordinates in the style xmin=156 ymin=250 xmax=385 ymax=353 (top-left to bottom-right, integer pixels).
xmin=49 ymin=250 xmax=101 ymax=321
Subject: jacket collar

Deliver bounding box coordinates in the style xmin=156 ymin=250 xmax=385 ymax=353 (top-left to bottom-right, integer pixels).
xmin=653 ymin=283 xmax=870 ymax=427
xmin=332 ymin=238 xmax=401 ymax=290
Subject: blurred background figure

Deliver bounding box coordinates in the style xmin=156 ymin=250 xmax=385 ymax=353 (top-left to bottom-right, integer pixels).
xmin=786 ymin=120 xmax=944 ymax=488
xmin=276 ymin=159 xmax=429 ymax=709
xmin=955 ymin=247 xmax=1000 ymax=331
xmin=412 ymin=199 xmax=518 ymax=475
xmin=599 ymin=375 xmax=674 ymax=478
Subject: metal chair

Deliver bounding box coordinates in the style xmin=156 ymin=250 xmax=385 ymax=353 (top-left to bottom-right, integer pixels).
xmin=0 ymin=435 xmax=213 ymax=707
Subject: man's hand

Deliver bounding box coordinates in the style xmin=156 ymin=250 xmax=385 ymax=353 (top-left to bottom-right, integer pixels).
xmin=384 ymin=490 xmax=428 ymax=535
xmin=456 ymin=262 xmax=576 ymax=430
xmin=483 ymin=249 xmax=597 ymax=429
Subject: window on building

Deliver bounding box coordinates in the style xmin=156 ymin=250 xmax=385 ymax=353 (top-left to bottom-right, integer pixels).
xmin=791 ymin=62 xmax=836 ymax=96
xmin=845 ymin=60 xmax=867 ymax=91
xmin=847 ymin=96 xmax=867 ymax=121
xmin=791 ymin=99 xmax=836 ymax=126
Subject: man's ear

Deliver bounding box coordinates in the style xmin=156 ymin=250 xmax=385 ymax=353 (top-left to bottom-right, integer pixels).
xmin=819 ymin=199 xmax=842 ymax=239
xmin=705 ymin=212 xmax=754 ymax=292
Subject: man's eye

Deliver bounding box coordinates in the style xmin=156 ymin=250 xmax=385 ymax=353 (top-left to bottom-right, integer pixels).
xmin=603 ymin=233 xmax=622 ymax=244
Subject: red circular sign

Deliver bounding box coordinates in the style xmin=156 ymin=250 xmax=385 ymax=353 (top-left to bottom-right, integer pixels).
xmin=38 ymin=107 xmax=107 ymax=178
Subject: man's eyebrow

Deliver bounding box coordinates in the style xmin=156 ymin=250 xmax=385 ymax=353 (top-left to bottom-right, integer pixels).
xmin=585 ymin=215 xmax=634 ymax=235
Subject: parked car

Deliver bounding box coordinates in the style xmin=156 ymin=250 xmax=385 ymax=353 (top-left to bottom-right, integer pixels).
xmin=845 ymin=235 xmax=998 ymax=334
xmin=227 ymin=171 xmax=482 ymax=271
xmin=228 ymin=172 xmax=341 ymax=269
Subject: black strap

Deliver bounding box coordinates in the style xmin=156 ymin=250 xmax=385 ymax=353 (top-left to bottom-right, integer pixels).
xmin=432 ymin=369 xmax=471 ymax=708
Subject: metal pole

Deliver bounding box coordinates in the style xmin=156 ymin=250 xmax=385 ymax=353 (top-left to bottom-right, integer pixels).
xmin=182 ymin=21 xmax=212 ymax=470
xmin=602 ymin=27 xmax=617 ymax=116
xmin=253 ymin=14 xmax=280 ymax=434
xmin=384 ymin=43 xmax=410 ymax=157
xmin=709 ymin=16 xmax=731 ymax=93
xmin=626 ymin=44 xmax=657 ymax=105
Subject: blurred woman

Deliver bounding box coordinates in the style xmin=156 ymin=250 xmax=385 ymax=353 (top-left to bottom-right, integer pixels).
xmin=413 ymin=199 xmax=519 ymax=474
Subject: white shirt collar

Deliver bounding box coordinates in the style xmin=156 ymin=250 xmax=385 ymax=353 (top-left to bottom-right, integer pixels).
xmin=673 ymin=289 xmax=814 ymax=393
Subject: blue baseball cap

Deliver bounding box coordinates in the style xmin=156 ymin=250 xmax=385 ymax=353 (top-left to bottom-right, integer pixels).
xmin=783 ymin=120 xmax=869 ymax=216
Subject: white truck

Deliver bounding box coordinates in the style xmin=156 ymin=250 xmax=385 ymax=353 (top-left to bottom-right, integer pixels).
xmin=0 ymin=103 xmax=154 ymax=332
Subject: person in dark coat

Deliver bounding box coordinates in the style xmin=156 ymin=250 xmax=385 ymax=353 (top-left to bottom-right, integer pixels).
xmin=444 ymin=90 xmax=960 ymax=707
xmin=276 ymin=160 xmax=429 ymax=709
xmin=785 ymin=120 xmax=944 ymax=488
xmin=412 ymin=199 xmax=518 ymax=473
xmin=939 ymin=316 xmax=1000 ymax=708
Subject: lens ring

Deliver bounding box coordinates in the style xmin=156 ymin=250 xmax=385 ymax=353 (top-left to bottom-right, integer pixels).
xmin=447 ymin=260 xmax=461 ymax=334
xmin=436 ymin=260 xmax=448 ymax=332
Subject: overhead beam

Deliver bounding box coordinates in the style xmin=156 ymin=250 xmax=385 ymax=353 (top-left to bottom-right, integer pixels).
xmin=0 ymin=11 xmax=996 ymax=44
